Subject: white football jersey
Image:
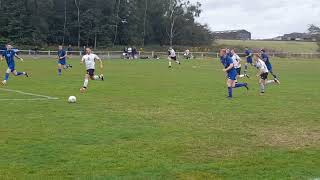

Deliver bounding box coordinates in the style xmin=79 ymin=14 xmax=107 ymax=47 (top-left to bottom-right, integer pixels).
xmin=256 ymin=59 xmax=269 ymax=73
xmin=232 ymin=54 xmax=241 ymax=68
xmin=81 ymin=53 xmax=100 ymax=70
xmin=169 ymin=49 xmax=176 ymax=57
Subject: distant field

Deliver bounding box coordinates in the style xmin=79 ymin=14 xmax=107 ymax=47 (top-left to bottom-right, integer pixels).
xmin=0 ymin=58 xmax=319 ymax=179
xmin=217 ymin=40 xmax=318 ymax=53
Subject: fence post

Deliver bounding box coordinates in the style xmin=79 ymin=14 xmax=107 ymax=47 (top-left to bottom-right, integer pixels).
xmin=48 ymin=50 xmax=51 ymax=56
xmin=152 ymin=51 xmax=154 ymax=58
xmin=107 ymin=52 xmax=110 ymax=59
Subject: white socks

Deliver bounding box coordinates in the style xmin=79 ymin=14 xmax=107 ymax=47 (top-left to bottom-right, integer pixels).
xmin=260 ymin=84 xmax=265 ymax=93
xmin=266 ymin=80 xmax=275 ymax=85
xmin=83 ymin=78 xmax=89 ymax=88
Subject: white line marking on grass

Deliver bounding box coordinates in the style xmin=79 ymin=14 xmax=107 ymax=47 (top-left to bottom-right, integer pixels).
xmin=0 ymin=88 xmax=59 ymax=100
xmin=0 ymin=98 xmax=52 ymax=101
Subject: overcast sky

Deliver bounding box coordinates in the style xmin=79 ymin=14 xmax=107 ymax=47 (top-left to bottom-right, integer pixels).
xmin=191 ymin=0 xmax=320 ymax=39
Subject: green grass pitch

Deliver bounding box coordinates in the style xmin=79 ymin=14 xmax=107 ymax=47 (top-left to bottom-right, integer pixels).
xmin=217 ymin=40 xmax=319 ymax=53
xmin=0 ymin=57 xmax=319 ymax=179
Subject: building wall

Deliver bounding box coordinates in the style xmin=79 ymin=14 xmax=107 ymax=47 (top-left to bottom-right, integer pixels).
xmin=213 ymin=30 xmax=251 ymax=40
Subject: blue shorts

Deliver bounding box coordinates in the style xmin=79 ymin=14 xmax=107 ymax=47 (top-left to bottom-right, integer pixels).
xmin=8 ymin=66 xmax=15 ymax=72
xmin=228 ymin=70 xmax=237 ymax=81
xmin=266 ymin=64 xmax=272 ymax=72
xmin=247 ymin=58 xmax=253 ymax=64
xmin=58 ymin=60 xmax=66 ymax=65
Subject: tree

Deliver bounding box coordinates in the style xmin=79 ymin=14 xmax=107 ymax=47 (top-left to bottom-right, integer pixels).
xmin=308 ymin=24 xmax=320 ymax=52
xmin=74 ymin=0 xmax=81 ymax=48
xmin=0 ymin=0 xmax=213 ymax=48
xmin=142 ymin=0 xmax=148 ymax=47
xmin=62 ymin=0 xmax=67 ymax=45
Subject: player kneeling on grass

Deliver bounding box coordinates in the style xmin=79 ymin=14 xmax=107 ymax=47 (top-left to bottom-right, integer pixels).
xmin=57 ymin=45 xmax=72 ymax=75
xmin=1 ymin=44 xmax=28 ymax=85
xmin=221 ymin=49 xmax=249 ymax=99
xmin=254 ymin=55 xmax=280 ymax=95
xmin=168 ymin=47 xmax=180 ymax=68
xmin=80 ymin=48 xmax=104 ymax=93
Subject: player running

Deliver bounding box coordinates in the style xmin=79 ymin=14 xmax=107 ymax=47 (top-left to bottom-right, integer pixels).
xmin=221 ymin=49 xmax=249 ymax=99
xmin=254 ymin=55 xmax=280 ymax=95
xmin=260 ymin=49 xmax=278 ymax=79
xmin=57 ymin=45 xmax=72 ymax=75
xmin=1 ymin=44 xmax=28 ymax=85
xmin=80 ymin=48 xmax=104 ymax=93
xmin=244 ymin=47 xmax=254 ymax=75
xmin=231 ymin=49 xmax=249 ymax=79
xmin=168 ymin=47 xmax=181 ymax=68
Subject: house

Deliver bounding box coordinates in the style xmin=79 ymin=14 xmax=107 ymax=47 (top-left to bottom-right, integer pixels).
xmin=213 ymin=30 xmax=251 ymax=40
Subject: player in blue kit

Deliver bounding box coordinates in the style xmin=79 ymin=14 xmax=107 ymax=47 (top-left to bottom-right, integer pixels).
xmin=244 ymin=47 xmax=254 ymax=75
xmin=260 ymin=49 xmax=278 ymax=79
xmin=1 ymin=45 xmax=28 ymax=85
xmin=57 ymin=45 xmax=72 ymax=75
xmin=220 ymin=49 xmax=249 ymax=99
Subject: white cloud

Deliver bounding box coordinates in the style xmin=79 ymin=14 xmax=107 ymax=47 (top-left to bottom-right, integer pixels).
xmin=190 ymin=0 xmax=320 ymax=39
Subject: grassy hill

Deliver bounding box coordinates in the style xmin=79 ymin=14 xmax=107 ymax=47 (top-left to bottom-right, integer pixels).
xmin=217 ymin=40 xmax=318 ymax=53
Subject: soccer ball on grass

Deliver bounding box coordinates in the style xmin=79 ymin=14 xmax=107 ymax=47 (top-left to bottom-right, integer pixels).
xmin=68 ymin=96 xmax=77 ymax=103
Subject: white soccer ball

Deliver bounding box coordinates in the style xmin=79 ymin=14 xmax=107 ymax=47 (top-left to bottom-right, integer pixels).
xmin=68 ymin=96 xmax=77 ymax=103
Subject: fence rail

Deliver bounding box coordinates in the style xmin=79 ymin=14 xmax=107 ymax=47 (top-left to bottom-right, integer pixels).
xmin=1 ymin=50 xmax=320 ymax=59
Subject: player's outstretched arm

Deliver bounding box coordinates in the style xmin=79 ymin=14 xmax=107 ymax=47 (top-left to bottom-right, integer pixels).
xmin=15 ymin=55 xmax=24 ymax=62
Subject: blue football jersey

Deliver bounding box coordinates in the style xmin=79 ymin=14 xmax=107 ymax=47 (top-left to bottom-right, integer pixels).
xmin=2 ymin=50 xmax=16 ymax=67
xmin=58 ymin=50 xmax=66 ymax=61
xmin=261 ymin=53 xmax=271 ymax=66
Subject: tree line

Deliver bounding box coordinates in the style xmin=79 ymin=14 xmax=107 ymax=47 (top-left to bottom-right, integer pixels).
xmin=0 ymin=0 xmax=214 ymax=49
xmin=308 ymin=24 xmax=320 ymax=52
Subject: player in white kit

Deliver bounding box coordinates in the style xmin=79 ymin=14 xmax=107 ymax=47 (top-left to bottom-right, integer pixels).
xmin=168 ymin=47 xmax=181 ymax=68
xmin=80 ymin=48 xmax=104 ymax=93
xmin=231 ymin=49 xmax=249 ymax=79
xmin=254 ymin=55 xmax=280 ymax=95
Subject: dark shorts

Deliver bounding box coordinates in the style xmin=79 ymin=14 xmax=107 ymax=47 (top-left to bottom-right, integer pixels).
xmin=260 ymin=72 xmax=268 ymax=80
xmin=58 ymin=60 xmax=66 ymax=65
xmin=87 ymin=69 xmax=95 ymax=76
xmin=7 ymin=67 xmax=15 ymax=72
xmin=170 ymin=56 xmax=177 ymax=61
xmin=228 ymin=70 xmax=237 ymax=81
xmin=247 ymin=58 xmax=253 ymax=64
xmin=236 ymin=68 xmax=241 ymax=75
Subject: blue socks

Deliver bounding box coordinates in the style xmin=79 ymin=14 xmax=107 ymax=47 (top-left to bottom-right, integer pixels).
xmin=16 ymin=72 xmax=24 ymax=76
xmin=5 ymin=73 xmax=9 ymax=81
xmin=228 ymin=87 xmax=232 ymax=98
xmin=234 ymin=83 xmax=247 ymax=88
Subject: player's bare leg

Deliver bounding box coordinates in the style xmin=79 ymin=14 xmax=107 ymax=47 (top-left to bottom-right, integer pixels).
xmin=80 ymin=74 xmax=89 ymax=93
